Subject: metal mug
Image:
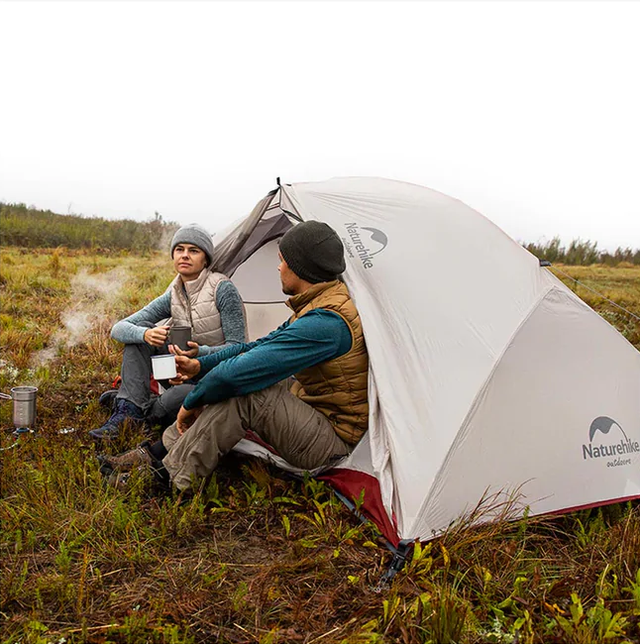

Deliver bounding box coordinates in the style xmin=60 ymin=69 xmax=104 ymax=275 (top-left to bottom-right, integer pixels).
xmin=0 ymin=386 xmax=38 ymax=432
xmin=168 ymin=325 xmax=192 ymax=351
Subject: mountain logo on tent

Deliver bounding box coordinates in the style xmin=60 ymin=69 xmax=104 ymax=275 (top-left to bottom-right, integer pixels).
xmin=589 ymin=416 xmax=627 ymax=442
xmin=359 ymin=227 xmax=388 ymax=255
xmin=343 ymin=223 xmax=388 ymax=269
xmin=582 ymin=416 xmax=640 ymax=468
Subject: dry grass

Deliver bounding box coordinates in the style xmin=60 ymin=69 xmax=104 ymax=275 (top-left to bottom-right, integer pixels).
xmin=549 ymin=264 xmax=640 ymax=349
xmin=1 ymin=249 xmax=639 ymax=644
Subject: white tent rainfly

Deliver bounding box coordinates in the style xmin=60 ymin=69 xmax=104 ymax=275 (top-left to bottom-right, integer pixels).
xmin=212 ymin=176 xmax=640 ymax=548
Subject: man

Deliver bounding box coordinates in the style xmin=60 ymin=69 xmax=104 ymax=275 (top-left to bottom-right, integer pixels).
xmin=101 ymin=220 xmax=369 ymax=491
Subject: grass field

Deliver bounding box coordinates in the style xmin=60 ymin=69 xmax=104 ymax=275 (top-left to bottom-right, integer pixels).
xmin=1 ymin=247 xmax=639 ymax=644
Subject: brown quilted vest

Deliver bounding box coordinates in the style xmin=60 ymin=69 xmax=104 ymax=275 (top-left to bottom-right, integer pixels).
xmin=287 ymin=281 xmax=369 ymax=445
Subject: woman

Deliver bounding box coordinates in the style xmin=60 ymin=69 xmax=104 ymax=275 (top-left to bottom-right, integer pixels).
xmin=89 ymin=223 xmax=246 ymax=440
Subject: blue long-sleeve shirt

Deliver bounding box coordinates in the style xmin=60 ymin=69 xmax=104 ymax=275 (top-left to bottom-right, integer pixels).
xmin=182 ymin=309 xmax=352 ymax=410
xmin=110 ymin=281 xmax=245 ymax=355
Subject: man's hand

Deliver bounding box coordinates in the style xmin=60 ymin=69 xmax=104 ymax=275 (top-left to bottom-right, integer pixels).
xmin=176 ymin=405 xmax=203 ymax=435
xmin=144 ymin=325 xmax=170 ymax=347
xmin=169 ymin=340 xmax=199 ymax=359
xmin=168 ymin=355 xmax=201 ymax=384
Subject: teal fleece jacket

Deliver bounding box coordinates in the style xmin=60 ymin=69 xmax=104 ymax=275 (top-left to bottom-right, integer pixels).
xmin=182 ymin=309 xmax=352 ymax=410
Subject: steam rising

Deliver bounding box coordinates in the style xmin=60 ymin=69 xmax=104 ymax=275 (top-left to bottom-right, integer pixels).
xmin=33 ymin=268 xmax=127 ymax=366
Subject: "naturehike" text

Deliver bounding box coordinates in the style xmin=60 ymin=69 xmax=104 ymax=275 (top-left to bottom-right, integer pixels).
xmin=345 ymin=223 xmax=374 ymax=269
xmin=582 ymin=437 xmax=640 ymax=460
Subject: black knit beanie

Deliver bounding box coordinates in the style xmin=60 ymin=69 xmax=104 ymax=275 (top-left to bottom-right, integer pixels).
xmin=279 ymin=221 xmax=346 ymax=284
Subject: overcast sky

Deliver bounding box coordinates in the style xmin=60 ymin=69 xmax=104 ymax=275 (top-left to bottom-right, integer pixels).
xmin=1 ymin=1 xmax=639 ymax=251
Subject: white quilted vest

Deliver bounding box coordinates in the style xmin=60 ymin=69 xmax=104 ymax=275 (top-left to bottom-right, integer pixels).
xmin=167 ymin=269 xmax=227 ymax=347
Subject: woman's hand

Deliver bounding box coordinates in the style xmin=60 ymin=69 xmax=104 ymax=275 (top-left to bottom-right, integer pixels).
xmin=169 ymin=341 xmax=199 ymax=359
xmin=168 ymin=355 xmax=201 ymax=384
xmin=143 ymin=325 xmax=170 ymax=347
xmin=176 ymin=405 xmax=203 ymax=435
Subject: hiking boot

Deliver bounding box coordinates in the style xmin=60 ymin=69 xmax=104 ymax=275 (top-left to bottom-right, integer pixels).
xmin=106 ymin=470 xmax=132 ymax=492
xmin=98 ymin=441 xmax=154 ymax=472
xmin=89 ymin=398 xmax=145 ymax=440
xmin=104 ymin=461 xmax=170 ymax=494
xmin=106 ymin=468 xmax=170 ymax=494
xmin=98 ymin=389 xmax=119 ymax=410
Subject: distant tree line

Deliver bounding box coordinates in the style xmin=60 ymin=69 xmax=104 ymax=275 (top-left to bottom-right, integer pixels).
xmin=524 ymin=237 xmax=639 ymax=266
xmin=1 ymin=202 xmax=638 ymax=265
xmin=0 ymin=203 xmax=179 ymax=252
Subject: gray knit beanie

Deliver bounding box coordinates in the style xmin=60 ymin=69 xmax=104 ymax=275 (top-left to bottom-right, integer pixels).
xmin=170 ymin=223 xmax=215 ymax=266
xmin=279 ymin=221 xmax=346 ymax=284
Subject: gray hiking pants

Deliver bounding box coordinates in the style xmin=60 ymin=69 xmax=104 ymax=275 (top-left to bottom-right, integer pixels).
xmin=162 ymin=380 xmax=351 ymax=490
xmin=116 ymin=330 xmax=194 ymax=424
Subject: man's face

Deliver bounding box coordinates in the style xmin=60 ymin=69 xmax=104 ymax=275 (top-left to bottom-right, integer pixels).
xmin=278 ymin=253 xmax=300 ymax=296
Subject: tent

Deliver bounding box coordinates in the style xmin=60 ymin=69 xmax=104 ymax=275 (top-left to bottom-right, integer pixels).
xmin=212 ymin=176 xmax=640 ymax=548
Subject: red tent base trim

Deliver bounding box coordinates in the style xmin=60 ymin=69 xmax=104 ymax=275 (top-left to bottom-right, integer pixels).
xmin=319 ymin=468 xmax=400 ymax=547
xmin=546 ymin=493 xmax=640 ymax=517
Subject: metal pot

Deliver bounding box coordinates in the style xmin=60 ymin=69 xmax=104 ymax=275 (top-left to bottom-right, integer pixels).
xmin=0 ymin=386 xmax=38 ymax=432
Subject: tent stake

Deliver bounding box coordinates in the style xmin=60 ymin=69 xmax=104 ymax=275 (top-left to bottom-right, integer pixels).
xmin=318 ymin=487 xmax=414 ymax=592
xmin=374 ymin=540 xmax=414 ymax=593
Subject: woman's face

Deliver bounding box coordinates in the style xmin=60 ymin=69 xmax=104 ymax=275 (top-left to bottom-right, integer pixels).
xmin=173 ymin=243 xmax=207 ymax=281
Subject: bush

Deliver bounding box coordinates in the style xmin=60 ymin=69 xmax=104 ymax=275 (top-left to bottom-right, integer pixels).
xmin=524 ymin=236 xmax=640 ymax=266
xmin=0 ymin=203 xmax=178 ymax=252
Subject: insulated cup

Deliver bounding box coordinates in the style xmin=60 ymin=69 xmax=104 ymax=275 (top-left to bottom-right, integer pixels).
xmin=151 ymin=355 xmax=177 ymax=380
xmin=168 ymin=325 xmax=192 ymax=351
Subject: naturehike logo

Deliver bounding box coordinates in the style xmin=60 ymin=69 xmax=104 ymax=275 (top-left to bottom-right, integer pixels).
xmin=582 ymin=416 xmax=639 ymax=468
xmin=342 ymin=223 xmax=388 ymax=269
